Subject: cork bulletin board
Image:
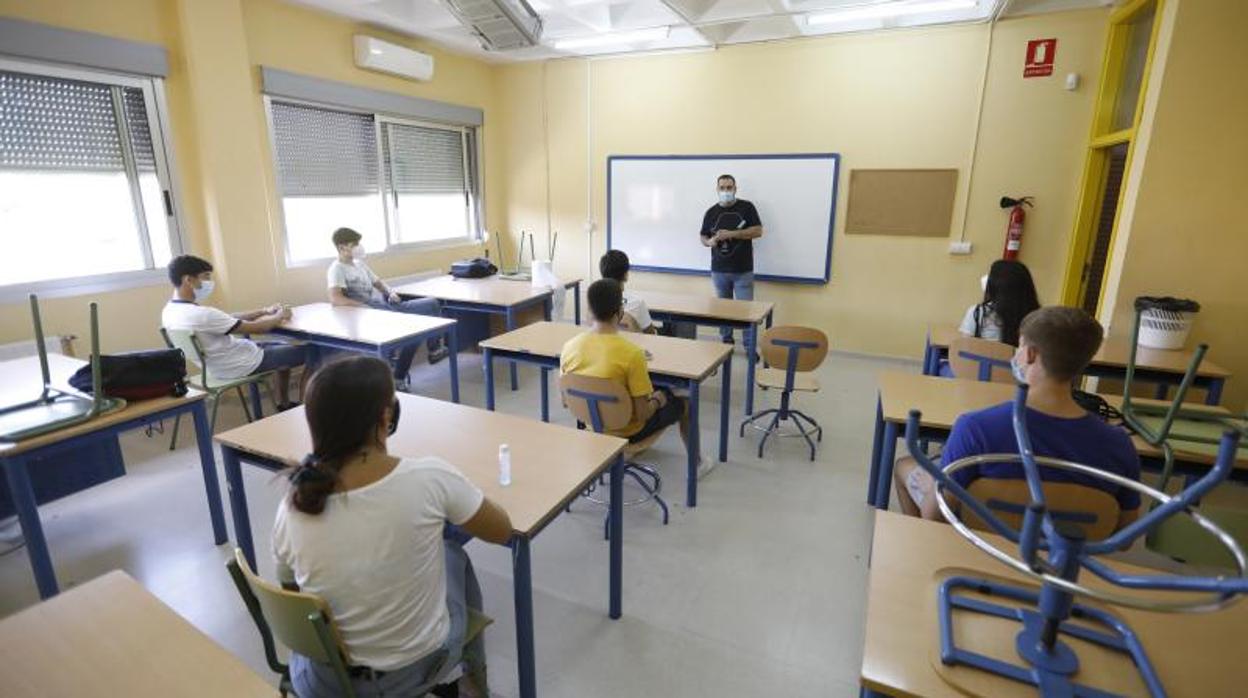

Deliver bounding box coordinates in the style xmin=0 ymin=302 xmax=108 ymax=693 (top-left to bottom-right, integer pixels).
xmin=845 ymin=169 xmax=958 ymax=237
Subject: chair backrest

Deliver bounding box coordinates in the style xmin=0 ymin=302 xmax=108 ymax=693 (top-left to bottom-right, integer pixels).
xmin=559 ymin=373 xmax=634 ymax=433
xmin=949 ymin=336 xmax=1015 ymax=383
xmin=760 ymin=326 xmax=828 ymax=374
xmin=228 ymin=549 xmax=350 ymax=667
xmin=161 ymin=327 xmax=208 ymax=370
xmin=964 ymin=478 xmax=1122 ymax=541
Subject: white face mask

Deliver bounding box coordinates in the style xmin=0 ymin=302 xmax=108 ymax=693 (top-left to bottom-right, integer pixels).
xmin=1011 ymin=352 xmax=1028 ymax=385
xmin=351 ymin=244 xmax=366 ymax=261
xmin=718 ymin=191 xmax=736 ymax=205
xmin=193 ymin=279 xmax=215 ymax=302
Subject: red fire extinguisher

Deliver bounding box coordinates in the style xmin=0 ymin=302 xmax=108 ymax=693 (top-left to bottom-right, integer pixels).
xmin=1000 ymin=196 xmax=1033 ymax=260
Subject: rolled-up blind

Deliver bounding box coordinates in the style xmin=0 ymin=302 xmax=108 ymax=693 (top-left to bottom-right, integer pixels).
xmin=0 ymin=70 xmax=123 ymax=171
xmin=382 ymin=122 xmax=466 ymax=196
xmin=270 ymin=100 xmax=378 ymax=197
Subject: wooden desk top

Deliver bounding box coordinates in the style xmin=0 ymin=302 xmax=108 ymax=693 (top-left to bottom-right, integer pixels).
xmin=215 ymin=393 xmax=624 ymax=538
xmin=0 ymin=570 xmax=276 ymax=698
xmin=928 ymin=324 xmax=1231 ymax=379
xmin=877 ymin=371 xmax=1247 ymax=468
xmin=862 ymin=512 xmax=1248 ymax=697
xmin=633 ymin=290 xmax=774 ymax=324
xmin=277 ymin=303 xmax=455 ymax=346
xmin=0 ymin=355 xmax=205 ymax=457
xmin=479 ymin=322 xmax=732 ymax=381
xmin=393 ymin=275 xmax=582 ymax=308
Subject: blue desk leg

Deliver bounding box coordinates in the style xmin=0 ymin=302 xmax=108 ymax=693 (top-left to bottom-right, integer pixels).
xmin=221 ymin=446 xmax=256 ymax=571
xmin=873 ymin=421 xmax=898 ymax=510
xmin=506 ymin=307 xmax=519 ymax=391
xmin=922 ymin=337 xmax=936 ymax=376
xmin=3 ymin=454 xmax=58 ymax=598
xmin=867 ymin=396 xmax=884 ymax=506
xmin=540 ymin=367 xmax=550 ymax=423
xmin=573 ymin=281 xmax=582 ymax=325
xmin=687 ymin=379 xmax=701 ymax=508
xmin=447 ymin=326 xmax=460 ymax=404
xmin=609 ymin=452 xmax=623 ymax=619
xmin=248 ymin=382 xmax=264 ymax=420
xmin=483 ymin=347 xmax=496 ymax=411
xmin=511 ymin=536 xmax=536 ymax=698
xmin=1207 ymin=378 xmax=1224 ymax=406
xmin=745 ymin=323 xmax=758 ymax=416
xmin=1154 ymin=383 xmax=1169 ymax=400
xmin=719 ymin=354 xmax=731 ymax=463
xmin=191 ymin=401 xmax=228 ymax=544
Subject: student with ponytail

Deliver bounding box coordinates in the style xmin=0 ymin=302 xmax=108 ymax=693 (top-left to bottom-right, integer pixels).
xmin=958 ymin=259 xmax=1041 ymax=347
xmin=272 ymin=356 xmax=512 ymax=697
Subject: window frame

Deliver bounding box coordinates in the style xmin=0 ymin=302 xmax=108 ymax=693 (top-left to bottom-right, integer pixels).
xmin=263 ymin=95 xmax=484 ymax=268
xmin=0 ymin=57 xmax=187 ymax=302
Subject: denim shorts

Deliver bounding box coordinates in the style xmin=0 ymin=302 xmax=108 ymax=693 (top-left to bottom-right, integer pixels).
xmin=250 ymin=341 xmax=307 ymax=375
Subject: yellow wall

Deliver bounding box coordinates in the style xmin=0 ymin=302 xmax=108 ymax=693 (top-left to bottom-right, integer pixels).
xmin=1101 ymin=0 xmax=1248 ymax=410
xmin=498 ymin=9 xmax=1108 ymax=358
xmin=0 ymin=0 xmax=498 ymax=351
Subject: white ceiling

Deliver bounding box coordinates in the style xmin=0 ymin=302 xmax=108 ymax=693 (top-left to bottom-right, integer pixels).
xmin=288 ymin=0 xmax=1112 ymax=62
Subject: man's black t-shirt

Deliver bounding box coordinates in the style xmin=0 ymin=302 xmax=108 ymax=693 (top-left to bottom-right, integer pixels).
xmin=700 ymin=199 xmax=761 ymax=274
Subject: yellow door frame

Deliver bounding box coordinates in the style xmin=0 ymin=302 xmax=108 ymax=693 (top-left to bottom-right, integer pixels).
xmin=1059 ymin=0 xmax=1165 ymax=308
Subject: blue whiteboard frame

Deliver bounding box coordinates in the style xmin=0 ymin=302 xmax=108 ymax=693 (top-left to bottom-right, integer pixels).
xmin=606 ymin=153 xmax=840 ymax=285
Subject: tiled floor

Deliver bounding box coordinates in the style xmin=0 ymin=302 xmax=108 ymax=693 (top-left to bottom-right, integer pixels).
xmin=0 ymin=338 xmax=924 ymax=696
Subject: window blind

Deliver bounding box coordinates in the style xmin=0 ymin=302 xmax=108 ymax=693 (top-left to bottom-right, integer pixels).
xmin=0 ymin=70 xmax=124 ymax=171
xmin=382 ymin=122 xmax=466 ymax=196
xmin=270 ymin=101 xmax=378 ymax=197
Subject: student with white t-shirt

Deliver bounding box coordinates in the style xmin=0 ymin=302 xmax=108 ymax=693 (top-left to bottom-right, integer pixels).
xmin=272 ymin=356 xmax=512 ymax=697
xmin=160 ymin=255 xmax=308 ymax=409
xmin=598 ymin=249 xmax=655 ymax=334
xmin=327 ymin=228 xmax=447 ymax=388
xmin=957 ymin=259 xmax=1041 ymax=347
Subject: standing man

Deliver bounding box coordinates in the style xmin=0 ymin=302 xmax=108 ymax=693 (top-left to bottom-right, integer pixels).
xmin=700 ymin=174 xmax=764 ymax=344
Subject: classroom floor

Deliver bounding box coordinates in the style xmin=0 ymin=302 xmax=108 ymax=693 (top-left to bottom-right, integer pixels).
xmin=0 ymin=336 xmax=1196 ymax=697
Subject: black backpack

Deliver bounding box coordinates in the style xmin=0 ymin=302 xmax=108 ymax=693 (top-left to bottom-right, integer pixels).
xmin=69 ymin=348 xmax=189 ymax=401
xmin=450 ymin=257 xmax=498 ymax=279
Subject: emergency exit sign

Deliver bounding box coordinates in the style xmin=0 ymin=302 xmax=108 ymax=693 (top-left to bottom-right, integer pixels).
xmin=1024 ymin=38 xmax=1057 ymax=78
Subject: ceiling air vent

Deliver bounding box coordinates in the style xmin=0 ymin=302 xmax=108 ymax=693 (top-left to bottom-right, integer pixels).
xmin=443 ymin=0 xmax=543 ymax=51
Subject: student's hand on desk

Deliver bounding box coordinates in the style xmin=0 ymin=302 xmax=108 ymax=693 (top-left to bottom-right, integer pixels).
xmin=278 ymin=306 xmax=292 ymax=321
xmin=651 ymin=390 xmax=668 ymax=408
xmin=264 ymin=304 xmax=283 ymax=315
xmin=387 ymin=291 xmax=402 ymax=304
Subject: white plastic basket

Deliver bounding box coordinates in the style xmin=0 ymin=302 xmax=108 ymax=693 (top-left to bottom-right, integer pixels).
xmin=1138 ymin=308 xmax=1194 ymax=350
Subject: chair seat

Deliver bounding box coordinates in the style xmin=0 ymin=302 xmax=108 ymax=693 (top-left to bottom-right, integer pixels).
xmin=198 ymin=369 xmax=275 ymax=392
xmin=623 ymin=430 xmax=664 ymax=458
xmin=756 ymin=367 xmax=819 ymax=392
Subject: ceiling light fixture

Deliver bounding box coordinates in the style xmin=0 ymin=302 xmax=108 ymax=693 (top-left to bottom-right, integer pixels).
xmin=806 ymin=0 xmax=977 ymax=26
xmin=552 ymin=27 xmax=671 ymax=50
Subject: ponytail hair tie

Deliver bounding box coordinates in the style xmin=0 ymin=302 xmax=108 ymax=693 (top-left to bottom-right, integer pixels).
xmin=290 ymin=455 xmax=333 ymax=486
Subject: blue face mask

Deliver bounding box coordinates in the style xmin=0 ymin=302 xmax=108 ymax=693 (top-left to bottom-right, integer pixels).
xmin=718 ymin=191 xmax=735 ymax=205
xmin=1011 ymin=353 xmax=1028 ymax=384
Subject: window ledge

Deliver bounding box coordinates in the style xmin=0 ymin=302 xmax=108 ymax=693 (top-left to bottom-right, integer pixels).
xmin=283 ymin=237 xmax=483 ymax=270
xmin=0 ymin=268 xmax=169 ymax=305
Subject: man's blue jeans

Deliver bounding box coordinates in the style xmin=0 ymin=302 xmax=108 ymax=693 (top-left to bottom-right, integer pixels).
xmin=711 ymin=271 xmax=754 ymax=341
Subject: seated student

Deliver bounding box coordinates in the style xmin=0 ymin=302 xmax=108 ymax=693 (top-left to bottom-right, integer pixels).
xmin=273 ymin=356 xmax=512 ymax=698
xmin=958 ymin=259 xmax=1041 ymax=346
xmin=561 ymin=279 xmax=710 ymax=477
xmin=897 ymin=306 xmax=1140 ymax=531
xmin=326 ymin=228 xmax=448 ymax=386
xmin=161 ymin=255 xmax=306 ymax=410
xmin=598 ymin=250 xmax=655 ymax=334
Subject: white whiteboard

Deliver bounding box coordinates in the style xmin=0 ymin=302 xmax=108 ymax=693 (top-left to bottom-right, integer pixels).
xmin=607 ymin=154 xmax=839 ymax=283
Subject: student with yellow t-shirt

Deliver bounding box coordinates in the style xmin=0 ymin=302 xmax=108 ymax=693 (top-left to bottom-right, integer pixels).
xmin=560 ymin=279 xmax=710 ymax=478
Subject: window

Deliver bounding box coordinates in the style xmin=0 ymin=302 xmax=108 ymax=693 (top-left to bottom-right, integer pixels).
xmin=269 ymin=100 xmax=479 ymax=264
xmin=0 ymin=60 xmax=180 ymax=291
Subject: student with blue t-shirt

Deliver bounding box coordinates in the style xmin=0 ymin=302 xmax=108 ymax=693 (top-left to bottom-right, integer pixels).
xmin=895 ymin=306 xmax=1141 ymax=531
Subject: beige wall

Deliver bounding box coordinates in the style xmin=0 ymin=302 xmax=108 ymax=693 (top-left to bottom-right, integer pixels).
xmin=1101 ymin=0 xmax=1248 ymax=410
xmin=498 ymin=9 xmax=1108 ymax=358
xmin=0 ymin=0 xmax=498 ymax=352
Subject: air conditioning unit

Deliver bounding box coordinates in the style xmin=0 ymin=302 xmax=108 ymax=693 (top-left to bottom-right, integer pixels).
xmin=443 ymin=0 xmax=543 ymax=51
xmin=353 ymin=36 xmax=434 ymax=82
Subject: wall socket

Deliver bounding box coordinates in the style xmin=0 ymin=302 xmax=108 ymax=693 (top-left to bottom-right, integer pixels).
xmin=948 ymin=240 xmax=973 ymax=255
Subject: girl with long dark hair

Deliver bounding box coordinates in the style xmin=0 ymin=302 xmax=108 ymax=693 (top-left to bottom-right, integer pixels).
xmin=272 ymin=356 xmax=512 ymax=697
xmin=958 ymin=259 xmax=1041 ymax=347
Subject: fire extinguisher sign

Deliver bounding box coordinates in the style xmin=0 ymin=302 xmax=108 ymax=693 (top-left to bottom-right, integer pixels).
xmin=1024 ymin=38 xmax=1057 ymax=78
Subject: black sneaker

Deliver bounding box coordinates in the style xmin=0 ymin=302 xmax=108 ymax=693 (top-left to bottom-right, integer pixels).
xmin=721 ymin=336 xmax=735 ymax=345
xmin=429 ymin=345 xmax=450 ymax=364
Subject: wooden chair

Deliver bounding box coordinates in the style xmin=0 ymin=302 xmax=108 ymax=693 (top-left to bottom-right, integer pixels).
xmin=948 ymin=336 xmax=1015 ymax=383
xmin=160 ymin=328 xmax=274 ymax=450
xmin=226 ymin=549 xmax=492 ymax=697
xmin=559 ymin=373 xmax=670 ymax=537
xmin=962 ymin=478 xmax=1122 ymax=541
xmin=740 ymin=326 xmax=829 ymax=460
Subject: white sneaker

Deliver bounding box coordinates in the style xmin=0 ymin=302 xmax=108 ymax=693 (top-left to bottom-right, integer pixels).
xmin=697 ymin=457 xmax=717 ymax=480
